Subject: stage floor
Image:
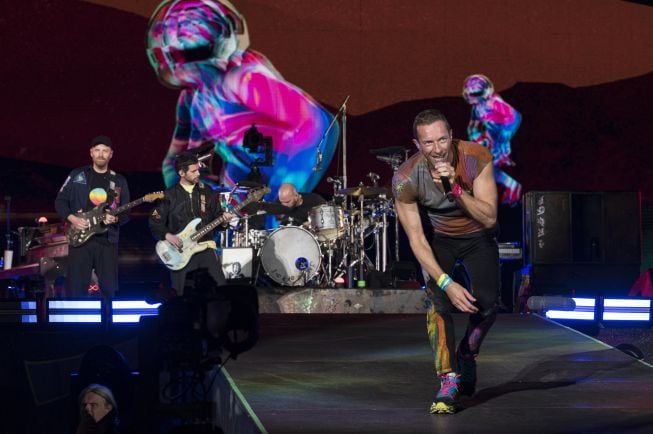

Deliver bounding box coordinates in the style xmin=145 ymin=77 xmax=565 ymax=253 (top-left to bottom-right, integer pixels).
xmin=225 ymin=313 xmax=653 ymax=434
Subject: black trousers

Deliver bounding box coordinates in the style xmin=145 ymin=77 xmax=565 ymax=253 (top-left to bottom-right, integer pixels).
xmin=170 ymin=248 xmax=226 ymax=296
xmin=426 ymin=232 xmax=500 ymax=374
xmin=66 ymin=237 xmax=118 ymax=297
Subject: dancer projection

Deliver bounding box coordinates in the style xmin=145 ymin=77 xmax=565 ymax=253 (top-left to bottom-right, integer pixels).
xmin=463 ymin=74 xmax=521 ymax=206
xmin=146 ymin=0 xmax=339 ymax=197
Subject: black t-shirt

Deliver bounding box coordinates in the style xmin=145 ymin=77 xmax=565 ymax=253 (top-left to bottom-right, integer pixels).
xmin=278 ymin=192 xmax=326 ymax=225
xmin=85 ymin=169 xmax=113 ymax=243
xmin=86 ymin=170 xmax=113 ymax=211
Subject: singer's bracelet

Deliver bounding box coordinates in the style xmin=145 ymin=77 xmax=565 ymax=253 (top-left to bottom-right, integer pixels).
xmin=451 ymin=183 xmax=463 ymax=199
xmin=436 ymin=273 xmax=453 ymax=292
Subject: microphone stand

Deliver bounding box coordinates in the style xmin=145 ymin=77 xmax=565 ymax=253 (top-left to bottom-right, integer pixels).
xmin=314 ymin=96 xmax=350 ymax=188
xmin=4 ymin=196 xmax=13 ymax=269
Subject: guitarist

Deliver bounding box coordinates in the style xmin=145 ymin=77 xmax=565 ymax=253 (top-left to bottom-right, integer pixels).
xmin=149 ymin=152 xmax=233 ymax=295
xmin=55 ymin=135 xmax=130 ymax=297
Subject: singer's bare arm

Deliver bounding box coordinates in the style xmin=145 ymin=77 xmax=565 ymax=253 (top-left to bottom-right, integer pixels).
xmin=394 ymin=199 xmax=478 ymax=313
xmin=456 ymin=162 xmax=497 ymax=228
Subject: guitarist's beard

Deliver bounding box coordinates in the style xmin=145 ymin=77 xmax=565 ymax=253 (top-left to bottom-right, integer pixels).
xmin=92 ymin=160 xmax=109 ymax=171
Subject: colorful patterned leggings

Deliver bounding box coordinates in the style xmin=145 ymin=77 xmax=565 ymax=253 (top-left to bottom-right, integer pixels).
xmin=426 ymin=232 xmax=500 ymax=374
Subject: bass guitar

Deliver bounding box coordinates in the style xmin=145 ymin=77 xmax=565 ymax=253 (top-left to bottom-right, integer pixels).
xmin=67 ymin=191 xmax=164 ymax=247
xmin=156 ymin=187 xmax=270 ymax=271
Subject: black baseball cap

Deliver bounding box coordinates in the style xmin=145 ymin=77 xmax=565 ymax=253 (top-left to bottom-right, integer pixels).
xmin=90 ymin=135 xmax=113 ymax=148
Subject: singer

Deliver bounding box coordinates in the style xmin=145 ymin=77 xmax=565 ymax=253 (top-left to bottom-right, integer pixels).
xmin=393 ymin=109 xmax=499 ymax=414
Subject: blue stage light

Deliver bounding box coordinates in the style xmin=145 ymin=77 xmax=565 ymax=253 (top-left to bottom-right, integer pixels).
xmin=602 ymin=298 xmax=651 ymax=322
xmin=545 ymin=297 xmax=596 ymax=321
xmin=47 ymin=299 xmax=103 ymax=323
xmin=0 ymin=300 xmax=38 ymax=324
xmin=111 ymin=300 xmax=161 ymax=324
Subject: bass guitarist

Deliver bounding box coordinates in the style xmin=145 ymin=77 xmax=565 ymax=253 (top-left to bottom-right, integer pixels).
xmin=55 ymin=135 xmax=130 ymax=297
xmin=149 ymin=152 xmax=233 ymax=295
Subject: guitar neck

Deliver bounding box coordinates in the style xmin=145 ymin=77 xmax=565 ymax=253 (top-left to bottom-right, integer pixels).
xmin=189 ymin=189 xmax=268 ymax=242
xmin=109 ymin=197 xmax=145 ymax=216
xmin=190 ymin=201 xmax=247 ymax=242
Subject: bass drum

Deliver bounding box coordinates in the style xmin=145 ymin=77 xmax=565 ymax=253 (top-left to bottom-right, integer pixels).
xmin=260 ymin=226 xmax=321 ymax=286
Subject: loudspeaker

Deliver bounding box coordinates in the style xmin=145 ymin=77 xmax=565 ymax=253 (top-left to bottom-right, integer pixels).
xmin=524 ymin=191 xmax=642 ymax=297
xmin=221 ymin=248 xmax=253 ymax=280
xmin=523 ymin=192 xmax=641 ymax=265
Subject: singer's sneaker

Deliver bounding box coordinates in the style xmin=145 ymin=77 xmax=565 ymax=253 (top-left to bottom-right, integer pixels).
xmin=429 ymin=373 xmax=460 ymax=414
xmin=457 ymin=351 xmax=477 ymax=396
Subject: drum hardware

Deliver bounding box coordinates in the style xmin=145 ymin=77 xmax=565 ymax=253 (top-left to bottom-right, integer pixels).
xmin=337 ymin=185 xmax=389 ymax=198
xmin=240 ymin=201 xmax=290 ymax=216
xmin=366 ymin=172 xmax=380 ymax=186
xmin=373 ymin=147 xmax=410 ymax=263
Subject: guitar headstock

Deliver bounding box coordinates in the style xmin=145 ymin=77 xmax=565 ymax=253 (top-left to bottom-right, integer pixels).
xmin=249 ymin=187 xmax=271 ymax=202
xmin=144 ymin=191 xmax=165 ymax=202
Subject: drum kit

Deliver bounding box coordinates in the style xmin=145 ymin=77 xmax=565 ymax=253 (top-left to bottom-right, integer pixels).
xmin=218 ymin=146 xmax=408 ymax=288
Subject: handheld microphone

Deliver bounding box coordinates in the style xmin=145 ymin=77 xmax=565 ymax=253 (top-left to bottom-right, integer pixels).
xmin=526 ymin=296 xmax=577 ymax=312
xmin=441 ymin=177 xmax=454 ymax=202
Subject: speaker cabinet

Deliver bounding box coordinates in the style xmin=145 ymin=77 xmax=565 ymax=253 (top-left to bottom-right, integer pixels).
xmin=523 ymin=192 xmax=641 ymax=265
xmin=523 ymin=192 xmax=642 ymax=296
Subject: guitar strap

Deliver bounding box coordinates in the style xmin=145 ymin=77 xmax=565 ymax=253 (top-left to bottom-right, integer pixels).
xmin=105 ymin=170 xmax=118 ymax=209
xmin=198 ymin=182 xmax=207 ymax=217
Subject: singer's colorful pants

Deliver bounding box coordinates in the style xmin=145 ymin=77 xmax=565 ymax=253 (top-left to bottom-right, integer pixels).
xmin=426 ymin=232 xmax=500 ymax=375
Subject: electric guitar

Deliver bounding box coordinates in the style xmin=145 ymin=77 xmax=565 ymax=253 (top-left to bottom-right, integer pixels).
xmin=67 ymin=192 xmax=164 ymax=247
xmin=156 ymin=187 xmax=270 ymax=271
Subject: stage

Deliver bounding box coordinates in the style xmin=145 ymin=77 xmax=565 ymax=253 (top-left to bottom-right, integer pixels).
xmin=2 ymin=291 xmax=653 ymax=433
xmin=221 ymin=313 xmax=653 ymax=434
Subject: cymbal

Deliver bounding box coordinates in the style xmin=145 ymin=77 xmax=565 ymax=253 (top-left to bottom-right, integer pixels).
xmin=369 ymin=146 xmax=406 ymax=156
xmin=241 ymin=201 xmax=290 ymax=215
xmin=337 ymin=185 xmax=389 ymax=197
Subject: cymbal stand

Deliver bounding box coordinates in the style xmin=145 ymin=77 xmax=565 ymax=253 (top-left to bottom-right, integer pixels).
xmin=346 ymin=194 xmax=373 ymax=285
xmin=375 ymin=152 xmax=404 ymax=262
xmin=381 ymin=199 xmax=388 ymax=272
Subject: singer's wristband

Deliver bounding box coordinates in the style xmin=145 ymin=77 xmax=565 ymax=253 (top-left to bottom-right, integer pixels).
xmin=451 ymin=183 xmax=463 ymax=199
xmin=436 ymin=273 xmax=453 ymax=291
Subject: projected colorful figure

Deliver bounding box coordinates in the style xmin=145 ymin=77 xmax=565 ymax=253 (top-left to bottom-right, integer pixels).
xmin=146 ymin=0 xmax=339 ymax=197
xmin=463 ymin=74 xmax=522 ymax=206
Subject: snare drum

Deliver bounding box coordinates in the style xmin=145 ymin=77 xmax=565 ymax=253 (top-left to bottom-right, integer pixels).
xmin=260 ymin=226 xmax=321 ymax=286
xmin=309 ymin=204 xmax=345 ymax=242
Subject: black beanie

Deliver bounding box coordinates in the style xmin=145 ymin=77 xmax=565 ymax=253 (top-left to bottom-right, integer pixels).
xmin=90 ymin=135 xmax=113 ymax=148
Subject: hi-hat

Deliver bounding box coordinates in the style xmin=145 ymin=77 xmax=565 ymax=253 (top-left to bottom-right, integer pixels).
xmin=241 ymin=201 xmax=290 ymax=215
xmin=337 ymin=185 xmax=389 ymax=197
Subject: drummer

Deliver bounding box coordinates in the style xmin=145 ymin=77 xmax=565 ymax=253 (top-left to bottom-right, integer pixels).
xmin=277 ymin=183 xmax=326 ymax=227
